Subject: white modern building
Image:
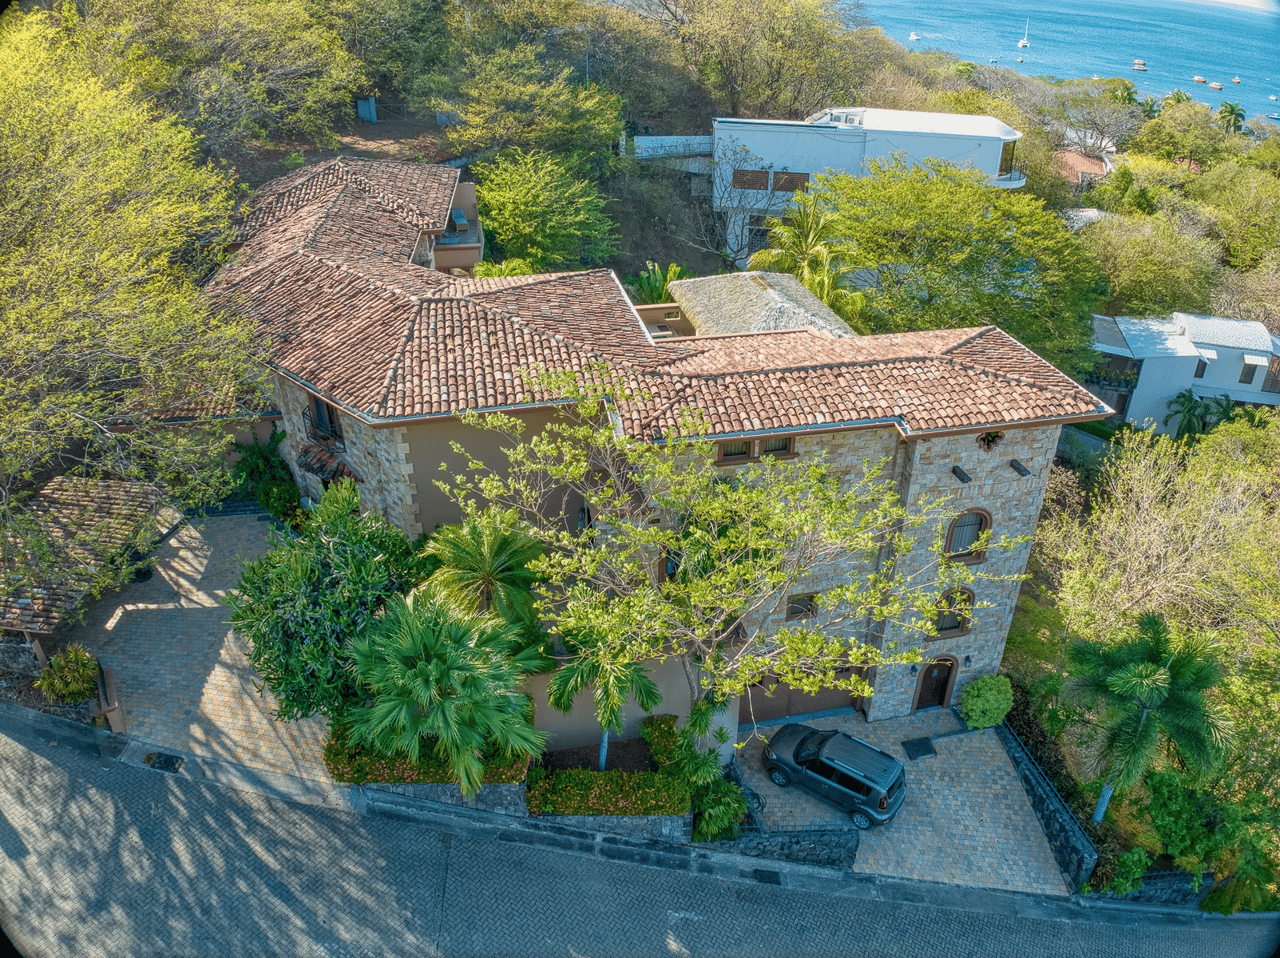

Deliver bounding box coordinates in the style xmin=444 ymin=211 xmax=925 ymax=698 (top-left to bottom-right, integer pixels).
xmin=632 ymin=107 xmax=1026 ymax=266
xmin=1089 ymin=312 xmax=1280 ymax=432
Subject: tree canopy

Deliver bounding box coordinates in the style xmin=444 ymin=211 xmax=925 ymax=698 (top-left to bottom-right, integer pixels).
xmin=474 ymin=149 xmax=619 ymax=269
xmin=441 ymin=379 xmax=989 ymax=715
xmin=811 ymin=160 xmax=1106 ymax=375
xmin=0 ymin=11 xmax=258 ymax=585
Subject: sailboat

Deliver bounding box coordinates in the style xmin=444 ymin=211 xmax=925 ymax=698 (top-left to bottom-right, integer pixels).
xmin=1018 ymin=20 xmax=1030 ymax=48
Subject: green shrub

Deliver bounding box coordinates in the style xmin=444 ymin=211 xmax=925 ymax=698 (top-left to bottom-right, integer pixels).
xmin=526 ymin=768 xmax=691 ymax=816
xmin=960 ymin=674 xmax=1014 ymax=729
xmin=280 ymin=151 xmax=306 ymax=171
xmin=1105 ymin=847 xmax=1151 ymax=894
xmin=34 ymin=644 xmax=98 ymax=704
xmin=692 ymin=775 xmax=748 ymax=841
xmin=258 ymin=476 xmax=302 ymax=524
xmin=323 ymin=724 xmax=529 ymax=786
xmin=640 ymin=713 xmax=681 ymax=771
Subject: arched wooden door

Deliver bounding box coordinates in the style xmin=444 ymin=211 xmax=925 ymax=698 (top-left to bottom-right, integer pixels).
xmin=914 ymin=658 xmax=954 ymax=711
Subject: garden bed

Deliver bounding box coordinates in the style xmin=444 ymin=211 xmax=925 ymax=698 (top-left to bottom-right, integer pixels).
xmin=540 ymin=736 xmax=654 ymax=774
xmin=322 ymin=725 xmax=529 ymax=786
xmin=0 ymin=667 xmax=93 ymax=725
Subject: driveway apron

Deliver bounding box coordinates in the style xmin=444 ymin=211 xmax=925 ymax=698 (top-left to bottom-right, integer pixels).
xmin=69 ymin=513 xmax=333 ymax=785
xmin=738 ymin=708 xmax=1069 ymax=897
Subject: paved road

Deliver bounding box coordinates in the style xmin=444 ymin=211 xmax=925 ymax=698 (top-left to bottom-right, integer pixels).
xmin=1 ymin=709 xmax=1277 ymax=958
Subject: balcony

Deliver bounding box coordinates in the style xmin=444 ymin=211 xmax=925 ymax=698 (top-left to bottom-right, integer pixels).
xmin=993 ymin=166 xmax=1028 ymax=189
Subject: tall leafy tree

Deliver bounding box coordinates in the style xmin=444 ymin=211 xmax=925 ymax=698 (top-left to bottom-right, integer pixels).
xmin=346 ymin=585 xmax=546 ymax=796
xmin=67 ymin=0 xmax=361 ymax=160
xmin=547 ymin=629 xmax=662 ymax=771
xmin=0 ymin=11 xmax=257 ymax=587
xmin=1078 ymin=214 xmax=1218 ymax=315
xmin=1066 ymin=614 xmax=1231 ymax=823
xmin=441 ymin=377 xmax=986 ymax=715
xmin=474 ymin=149 xmax=618 ymax=270
xmin=814 ymin=159 xmax=1106 ymax=375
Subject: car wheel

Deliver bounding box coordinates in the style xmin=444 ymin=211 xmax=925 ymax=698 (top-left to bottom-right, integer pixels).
xmin=768 ymin=768 xmax=791 ymax=787
xmin=850 ymin=811 xmax=873 ymax=830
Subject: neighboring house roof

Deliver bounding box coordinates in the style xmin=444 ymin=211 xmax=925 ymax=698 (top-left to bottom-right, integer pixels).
xmin=1062 ymin=208 xmax=1113 ymax=231
xmin=719 ymin=108 xmax=1021 ymax=141
xmin=210 ymin=159 xmax=1108 ymax=441
xmin=1053 ymin=151 xmax=1107 ymax=183
xmin=0 ymin=478 xmax=158 ymax=636
xmin=666 ymin=272 xmax=853 ymax=339
xmin=1096 ymin=312 xmax=1279 ymax=361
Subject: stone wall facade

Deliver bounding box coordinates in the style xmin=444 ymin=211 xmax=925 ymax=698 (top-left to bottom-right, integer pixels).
xmin=866 ymin=423 xmax=1062 ymax=720
xmin=274 ymin=375 xmax=423 ymax=535
xmin=995 ymin=722 xmax=1097 ymax=891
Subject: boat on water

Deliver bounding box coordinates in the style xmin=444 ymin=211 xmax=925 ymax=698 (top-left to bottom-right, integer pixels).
xmin=1193 ymin=75 xmax=1206 ymax=83
xmin=1018 ymin=20 xmax=1029 ymax=48
xmin=1016 ymin=56 xmax=1023 ymax=62
xmin=1232 ymin=77 xmax=1241 ymax=84
xmin=1208 ymin=81 xmax=1224 ymax=90
xmin=1271 ymin=94 xmax=1278 ymax=100
xmin=1133 ymin=64 xmax=1148 ymax=72
xmin=1270 ymin=113 xmax=1280 ymax=121
xmin=1134 ymin=59 xmax=1146 ymax=66
xmin=909 ymin=31 xmax=920 ymax=40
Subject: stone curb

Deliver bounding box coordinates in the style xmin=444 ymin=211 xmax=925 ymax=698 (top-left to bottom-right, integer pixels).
xmin=6 ymin=702 xmax=1279 ymax=927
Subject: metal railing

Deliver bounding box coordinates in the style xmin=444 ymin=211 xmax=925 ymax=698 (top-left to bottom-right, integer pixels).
xmin=301 ymin=406 xmax=345 ymax=452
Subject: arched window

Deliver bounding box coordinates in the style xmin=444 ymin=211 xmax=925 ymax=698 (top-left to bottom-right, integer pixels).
xmin=946 ymin=509 xmax=991 ymax=562
xmin=935 ymin=589 xmax=975 ymax=638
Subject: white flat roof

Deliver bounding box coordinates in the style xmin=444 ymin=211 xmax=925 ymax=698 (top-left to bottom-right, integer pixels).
xmin=715 ymin=108 xmax=1022 ymax=141
xmin=1096 ymin=313 xmax=1280 ymax=360
xmin=1111 ymin=316 xmax=1202 ymax=359
xmin=1173 ymin=312 xmax=1274 ymax=353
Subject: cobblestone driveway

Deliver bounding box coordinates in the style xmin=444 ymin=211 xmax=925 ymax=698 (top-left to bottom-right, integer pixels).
xmin=69 ymin=513 xmax=333 ymax=784
xmin=738 ymin=708 xmax=1069 ymax=897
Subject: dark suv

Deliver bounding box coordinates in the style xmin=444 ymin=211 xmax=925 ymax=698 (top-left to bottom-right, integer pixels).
xmin=761 ymin=724 xmax=907 ymax=829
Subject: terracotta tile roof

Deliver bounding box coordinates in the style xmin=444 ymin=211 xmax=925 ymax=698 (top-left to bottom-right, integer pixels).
xmin=296 ymin=444 xmax=363 ymax=483
xmin=0 ymin=478 xmax=158 ymax=635
xmin=211 ymin=160 xmax=1107 ymax=442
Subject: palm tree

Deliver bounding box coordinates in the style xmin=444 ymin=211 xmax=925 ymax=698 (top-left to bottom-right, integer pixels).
xmin=1066 ymin=613 xmax=1231 ymax=823
xmin=347 ymin=587 xmax=546 ymax=796
xmin=426 ymin=514 xmax=543 ymax=623
xmin=473 ymin=258 xmax=534 ymax=278
xmin=1164 ymin=388 xmax=1207 ymax=441
xmin=546 ymin=628 xmax=663 ymax=772
xmin=1164 ymin=89 xmax=1193 ymax=107
xmin=1203 ymin=393 xmax=1236 ymax=430
xmin=1217 ymin=101 xmax=1246 ymax=135
xmin=747 ymin=192 xmax=868 ymax=333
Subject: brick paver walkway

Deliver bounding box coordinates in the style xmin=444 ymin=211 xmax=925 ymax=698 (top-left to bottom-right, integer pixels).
xmin=738 ymin=708 xmax=1069 ymax=897
xmin=70 ymin=514 xmax=333 ymax=784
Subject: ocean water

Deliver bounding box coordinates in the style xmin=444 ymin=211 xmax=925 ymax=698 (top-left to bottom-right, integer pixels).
xmin=859 ymin=0 xmax=1280 ymax=121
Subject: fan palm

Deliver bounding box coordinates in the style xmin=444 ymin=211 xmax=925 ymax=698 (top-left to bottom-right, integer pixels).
xmin=1164 ymin=388 xmax=1207 ymax=441
xmin=347 ymin=587 xmax=546 ymax=796
xmin=426 ymin=515 xmax=543 ymax=623
xmin=1217 ymin=101 xmax=1246 ymax=135
xmin=546 ymin=628 xmax=663 ymax=772
xmin=1203 ymin=393 xmax=1236 ymax=430
xmin=1066 ymin=613 xmax=1231 ymax=823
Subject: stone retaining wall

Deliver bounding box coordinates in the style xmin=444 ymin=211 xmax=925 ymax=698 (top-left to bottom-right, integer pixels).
xmin=534 ymin=813 xmax=692 ymax=844
xmin=365 ymin=781 xmax=528 ymax=818
xmin=706 ymin=828 xmax=859 ymax=870
xmin=1083 ymin=871 xmax=1214 ymax=908
xmin=995 ymin=722 xmax=1097 ymax=891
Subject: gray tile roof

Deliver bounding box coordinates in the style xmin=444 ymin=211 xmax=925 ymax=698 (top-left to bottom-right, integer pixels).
xmin=667 ymin=272 xmax=854 ymax=339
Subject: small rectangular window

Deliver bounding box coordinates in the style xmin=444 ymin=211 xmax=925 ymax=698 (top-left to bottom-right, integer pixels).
xmin=1264 ymin=357 xmax=1280 ymax=394
xmin=1241 ymin=363 xmax=1260 ymax=385
xmin=731 ymin=169 xmax=769 ymax=190
xmin=718 ymin=440 xmax=752 ymax=462
xmin=787 ymin=593 xmax=818 ymax=621
xmin=771 ymin=171 xmax=809 ymax=192
xmin=760 ymin=436 xmax=794 ymax=457
xmin=1194 ymin=359 xmax=1207 ymax=379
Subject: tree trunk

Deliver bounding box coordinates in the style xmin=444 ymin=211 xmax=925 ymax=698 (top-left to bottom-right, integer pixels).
xmin=598 ymin=727 xmax=609 ymax=773
xmin=1093 ymin=780 xmax=1115 ymax=824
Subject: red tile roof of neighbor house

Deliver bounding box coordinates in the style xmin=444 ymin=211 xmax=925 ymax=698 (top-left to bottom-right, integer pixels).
xmin=0 ymin=478 xmax=159 ymax=635
xmin=210 ymin=158 xmax=1107 ymax=440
